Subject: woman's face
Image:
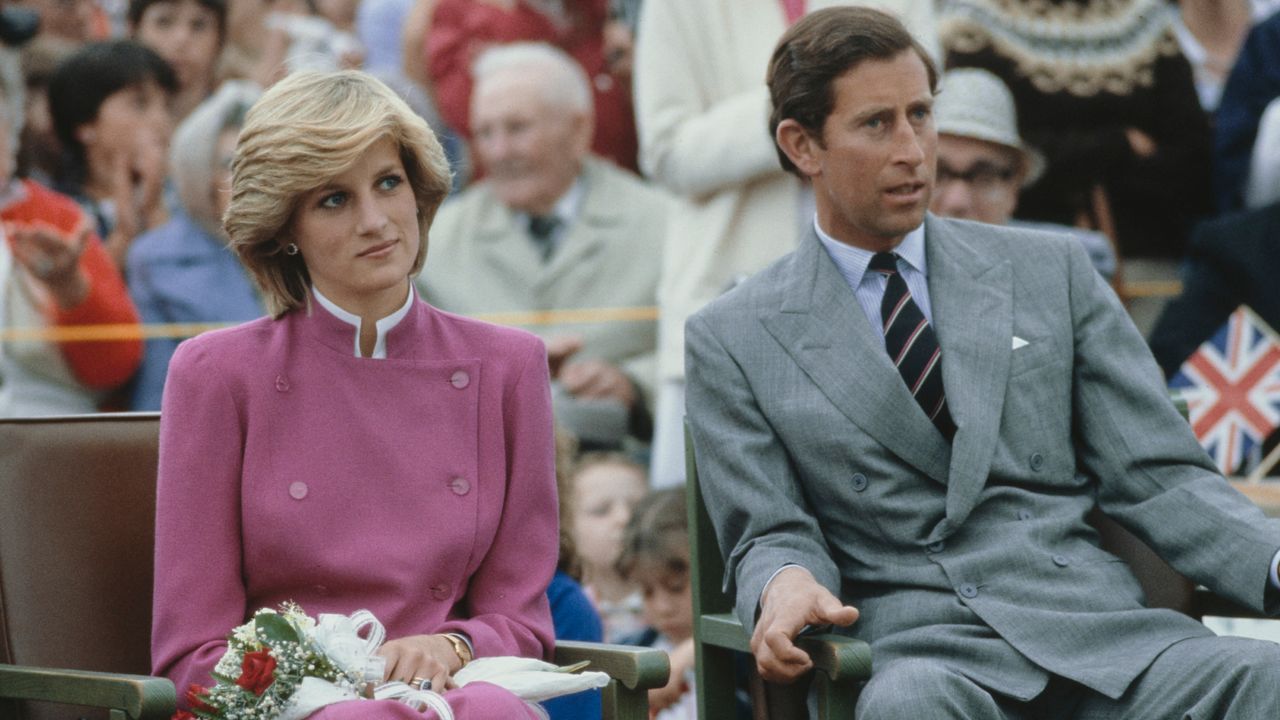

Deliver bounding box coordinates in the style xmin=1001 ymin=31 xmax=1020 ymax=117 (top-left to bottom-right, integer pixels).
xmin=134 ymin=0 xmax=223 ymax=92
xmin=632 ymin=560 xmax=693 ymax=643
xmin=290 ymin=135 xmax=420 ymax=316
xmin=78 ymin=80 xmax=172 ymax=166
xmin=570 ymin=461 xmax=648 ymax=574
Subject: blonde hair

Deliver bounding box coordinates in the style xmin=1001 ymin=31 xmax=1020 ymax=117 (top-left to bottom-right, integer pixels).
xmin=225 ymin=70 xmax=451 ymax=317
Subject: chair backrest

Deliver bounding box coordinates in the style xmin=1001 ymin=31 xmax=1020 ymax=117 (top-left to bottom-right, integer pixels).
xmin=0 ymin=412 xmax=162 ymax=719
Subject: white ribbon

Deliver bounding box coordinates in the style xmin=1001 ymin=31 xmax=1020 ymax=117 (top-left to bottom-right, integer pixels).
xmin=279 ymin=609 xmax=606 ymax=720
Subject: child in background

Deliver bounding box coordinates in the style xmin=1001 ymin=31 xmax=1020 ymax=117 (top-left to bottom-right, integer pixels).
xmin=544 ymin=429 xmax=604 ymax=720
xmin=570 ymin=451 xmax=648 ymax=643
xmin=617 ymin=488 xmax=695 ymax=720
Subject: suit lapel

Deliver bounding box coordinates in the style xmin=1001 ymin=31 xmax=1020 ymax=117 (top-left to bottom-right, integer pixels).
xmin=761 ymin=226 xmax=951 ymax=485
xmin=925 ymin=216 xmax=1013 ymax=534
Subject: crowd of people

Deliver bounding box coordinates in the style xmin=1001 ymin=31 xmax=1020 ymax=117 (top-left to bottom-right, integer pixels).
xmin=1 ymin=0 xmax=1279 ymax=717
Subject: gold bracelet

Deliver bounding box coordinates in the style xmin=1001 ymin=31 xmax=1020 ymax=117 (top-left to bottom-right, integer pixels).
xmin=442 ymin=633 xmax=473 ymax=666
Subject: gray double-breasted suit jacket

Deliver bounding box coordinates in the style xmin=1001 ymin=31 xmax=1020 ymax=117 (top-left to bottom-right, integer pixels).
xmin=685 ymin=214 xmax=1280 ymax=702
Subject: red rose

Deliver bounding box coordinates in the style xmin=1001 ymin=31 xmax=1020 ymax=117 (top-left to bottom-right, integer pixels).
xmin=236 ymin=649 xmax=278 ymax=695
xmin=185 ymin=684 xmax=214 ymax=713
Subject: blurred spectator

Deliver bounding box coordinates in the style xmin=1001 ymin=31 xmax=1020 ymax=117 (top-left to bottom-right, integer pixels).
xmin=544 ymin=428 xmax=605 ymax=720
xmin=1148 ymin=202 xmax=1280 ymax=378
xmin=568 ymin=452 xmax=647 ymax=643
xmin=1171 ymin=0 xmax=1251 ymax=112
xmin=47 ymin=40 xmax=175 ymax=268
xmin=418 ymin=43 xmax=663 ymax=450
xmin=941 ymin=0 xmax=1213 ymax=260
xmin=616 ymin=487 xmax=695 ymax=720
xmin=217 ymin=0 xmax=268 ymax=80
xmin=931 ymin=68 xmax=1117 ymax=281
xmin=358 ymin=0 xmax=413 ymax=72
xmin=16 ymin=36 xmax=75 ymax=185
xmin=255 ymin=0 xmax=362 ymax=85
xmin=0 ymin=47 xmax=142 ymax=416
xmin=10 ymin=0 xmax=100 ymax=44
xmin=425 ymin=0 xmax=639 ymax=172
xmin=126 ymin=80 xmax=263 ymax=411
xmin=128 ymin=0 xmax=226 ymax=121
xmin=1213 ymin=9 xmax=1280 ymax=212
xmin=633 ymin=0 xmax=939 ymax=487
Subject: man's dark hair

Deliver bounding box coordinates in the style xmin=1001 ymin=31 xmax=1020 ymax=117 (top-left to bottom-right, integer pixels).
xmin=127 ymin=0 xmax=228 ymax=41
xmin=767 ymin=6 xmax=938 ymax=176
xmin=47 ymin=39 xmax=177 ymax=164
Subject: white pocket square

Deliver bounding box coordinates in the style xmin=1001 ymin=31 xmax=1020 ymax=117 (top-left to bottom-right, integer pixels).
xmin=1012 ymin=336 xmax=1029 ymax=350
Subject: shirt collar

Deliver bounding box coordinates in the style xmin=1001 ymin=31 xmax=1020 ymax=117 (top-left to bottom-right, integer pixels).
xmin=522 ymin=175 xmax=584 ymax=228
xmin=311 ymin=284 xmax=415 ymax=359
xmin=813 ymin=215 xmax=927 ymax=289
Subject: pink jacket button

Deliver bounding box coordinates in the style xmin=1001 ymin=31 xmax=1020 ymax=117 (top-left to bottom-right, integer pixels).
xmin=449 ymin=477 xmax=471 ymax=495
xmin=275 ymin=375 xmax=291 ymax=392
xmin=450 ymin=370 xmax=469 ymax=389
xmin=431 ymin=584 xmax=449 ymax=600
xmin=289 ymin=481 xmax=308 ymax=499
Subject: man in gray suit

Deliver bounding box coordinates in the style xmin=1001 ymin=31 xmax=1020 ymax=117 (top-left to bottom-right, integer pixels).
xmin=685 ymin=7 xmax=1280 ymax=718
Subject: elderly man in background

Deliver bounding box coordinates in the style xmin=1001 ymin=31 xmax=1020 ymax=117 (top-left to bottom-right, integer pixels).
xmin=929 ymin=68 xmax=1116 ymax=282
xmin=418 ymin=42 xmax=665 ymax=451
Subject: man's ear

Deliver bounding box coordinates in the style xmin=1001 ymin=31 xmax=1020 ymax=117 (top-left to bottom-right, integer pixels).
xmin=775 ymin=118 xmax=822 ymax=178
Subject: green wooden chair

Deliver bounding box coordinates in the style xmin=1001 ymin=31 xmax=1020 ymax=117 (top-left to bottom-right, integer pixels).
xmin=684 ymin=423 xmax=869 ymax=720
xmin=0 ymin=413 xmax=667 ymax=720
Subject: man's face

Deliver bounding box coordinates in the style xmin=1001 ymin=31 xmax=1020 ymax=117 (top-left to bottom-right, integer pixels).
xmin=800 ymin=50 xmax=936 ymax=252
xmin=930 ymin=134 xmax=1023 ymax=225
xmin=470 ymin=70 xmax=589 ymax=216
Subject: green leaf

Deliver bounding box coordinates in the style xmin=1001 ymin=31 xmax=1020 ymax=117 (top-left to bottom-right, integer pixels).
xmin=210 ymin=671 xmax=238 ymax=685
xmin=255 ymin=612 xmax=299 ymax=644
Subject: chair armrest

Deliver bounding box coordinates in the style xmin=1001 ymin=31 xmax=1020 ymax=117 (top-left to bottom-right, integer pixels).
xmin=554 ymin=642 xmax=668 ymax=720
xmin=553 ymin=640 xmax=669 ymax=691
xmin=796 ymin=633 xmax=872 ymax=684
xmin=0 ymin=664 xmax=175 ymax=720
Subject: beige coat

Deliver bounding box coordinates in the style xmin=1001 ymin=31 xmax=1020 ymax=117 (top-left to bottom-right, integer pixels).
xmin=418 ymin=157 xmax=666 ymax=411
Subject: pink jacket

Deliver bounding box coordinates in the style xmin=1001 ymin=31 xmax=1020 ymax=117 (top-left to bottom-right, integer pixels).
xmin=151 ymin=297 xmax=558 ymax=698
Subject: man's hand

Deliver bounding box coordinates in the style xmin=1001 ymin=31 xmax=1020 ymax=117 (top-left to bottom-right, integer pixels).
xmin=561 ymin=358 xmax=637 ymax=408
xmin=8 ymin=224 xmax=90 ymax=308
xmin=752 ymin=567 xmax=859 ymax=683
xmin=545 ymin=334 xmax=584 ymax=378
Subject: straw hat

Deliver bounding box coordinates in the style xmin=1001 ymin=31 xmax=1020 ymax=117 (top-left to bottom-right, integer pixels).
xmin=934 ymin=68 xmax=1045 ymax=185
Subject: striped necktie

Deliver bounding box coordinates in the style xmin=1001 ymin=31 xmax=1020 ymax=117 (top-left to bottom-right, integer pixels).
xmin=869 ymin=252 xmax=956 ymax=439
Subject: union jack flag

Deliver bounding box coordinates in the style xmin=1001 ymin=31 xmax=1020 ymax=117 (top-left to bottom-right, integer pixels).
xmin=1169 ymin=306 xmax=1280 ymax=474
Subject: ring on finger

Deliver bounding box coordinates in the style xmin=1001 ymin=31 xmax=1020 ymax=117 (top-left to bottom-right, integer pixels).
xmin=410 ymin=676 xmax=432 ymax=691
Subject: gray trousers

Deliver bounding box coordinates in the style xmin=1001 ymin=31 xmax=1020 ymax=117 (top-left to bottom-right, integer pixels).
xmin=855 ymin=635 xmax=1280 ymax=719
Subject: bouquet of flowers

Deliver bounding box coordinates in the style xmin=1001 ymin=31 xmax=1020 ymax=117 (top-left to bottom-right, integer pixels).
xmin=176 ymin=603 xmax=385 ymax=720
xmin=175 ymin=603 xmax=609 ymax=720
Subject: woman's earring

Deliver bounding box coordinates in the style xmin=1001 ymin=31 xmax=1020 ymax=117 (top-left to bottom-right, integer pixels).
xmin=285 ymin=243 xmax=299 ymax=256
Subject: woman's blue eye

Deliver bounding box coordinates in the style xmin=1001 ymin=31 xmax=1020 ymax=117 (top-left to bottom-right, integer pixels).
xmin=319 ymin=192 xmax=346 ymax=209
xmin=379 ymin=174 xmax=403 ymax=191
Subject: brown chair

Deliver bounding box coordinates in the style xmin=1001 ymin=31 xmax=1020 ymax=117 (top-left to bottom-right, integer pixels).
xmin=0 ymin=413 xmax=667 ymax=720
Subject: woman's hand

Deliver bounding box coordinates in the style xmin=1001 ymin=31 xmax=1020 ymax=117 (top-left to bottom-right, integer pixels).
xmin=648 ymin=637 xmax=694 ymax=716
xmin=377 ymin=634 xmax=466 ymax=693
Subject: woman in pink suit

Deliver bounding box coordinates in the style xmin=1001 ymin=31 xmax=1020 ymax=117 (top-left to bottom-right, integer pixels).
xmin=150 ymin=69 xmax=558 ymax=719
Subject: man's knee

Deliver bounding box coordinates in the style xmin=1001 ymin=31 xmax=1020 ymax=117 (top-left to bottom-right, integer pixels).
xmin=856 ymin=659 xmax=999 ymax=720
